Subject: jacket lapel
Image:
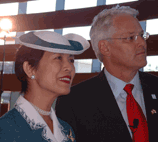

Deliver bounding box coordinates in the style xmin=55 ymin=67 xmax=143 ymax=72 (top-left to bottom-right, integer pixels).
xmin=139 ymin=71 xmax=158 ymax=141
xmin=96 ymin=70 xmax=123 ymax=118
xmin=95 ymin=69 xmax=132 ymax=141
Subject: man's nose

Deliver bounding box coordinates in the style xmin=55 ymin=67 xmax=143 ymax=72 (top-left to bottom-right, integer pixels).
xmin=136 ymin=35 xmax=147 ymax=47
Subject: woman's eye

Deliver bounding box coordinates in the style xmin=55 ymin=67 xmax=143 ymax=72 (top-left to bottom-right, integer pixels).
xmin=70 ymin=59 xmax=74 ymax=63
xmin=56 ymin=56 xmax=62 ymax=60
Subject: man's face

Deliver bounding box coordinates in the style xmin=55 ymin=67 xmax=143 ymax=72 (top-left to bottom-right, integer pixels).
xmin=107 ymin=14 xmax=147 ymax=71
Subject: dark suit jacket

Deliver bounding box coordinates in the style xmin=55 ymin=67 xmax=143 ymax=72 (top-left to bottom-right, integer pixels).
xmin=56 ymin=70 xmax=158 ymax=142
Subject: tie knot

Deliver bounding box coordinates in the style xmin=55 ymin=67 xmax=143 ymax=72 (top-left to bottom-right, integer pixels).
xmin=124 ymin=84 xmax=134 ymax=95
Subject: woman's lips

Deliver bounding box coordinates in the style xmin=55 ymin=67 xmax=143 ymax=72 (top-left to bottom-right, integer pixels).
xmin=59 ymin=76 xmax=71 ymax=84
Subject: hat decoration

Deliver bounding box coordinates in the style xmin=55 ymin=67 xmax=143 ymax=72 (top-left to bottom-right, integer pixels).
xmin=14 ymin=31 xmax=90 ymax=55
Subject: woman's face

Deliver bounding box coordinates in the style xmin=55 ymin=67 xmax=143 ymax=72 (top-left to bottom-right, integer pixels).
xmin=34 ymin=51 xmax=75 ymax=96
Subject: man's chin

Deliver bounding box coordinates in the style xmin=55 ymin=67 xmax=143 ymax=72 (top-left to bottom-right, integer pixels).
xmin=136 ymin=60 xmax=147 ymax=70
xmin=141 ymin=60 xmax=147 ymax=68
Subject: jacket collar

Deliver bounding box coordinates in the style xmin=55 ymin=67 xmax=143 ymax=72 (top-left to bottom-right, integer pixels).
xmin=15 ymin=95 xmax=68 ymax=142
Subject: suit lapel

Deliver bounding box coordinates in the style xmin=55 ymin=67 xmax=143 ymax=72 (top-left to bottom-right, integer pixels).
xmin=139 ymin=72 xmax=158 ymax=141
xmin=96 ymin=70 xmax=123 ymax=118
xmin=139 ymin=72 xmax=158 ymax=120
xmin=95 ymin=69 xmax=131 ymax=141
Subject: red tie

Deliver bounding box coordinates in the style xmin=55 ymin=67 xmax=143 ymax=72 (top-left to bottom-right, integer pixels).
xmin=124 ymin=84 xmax=149 ymax=142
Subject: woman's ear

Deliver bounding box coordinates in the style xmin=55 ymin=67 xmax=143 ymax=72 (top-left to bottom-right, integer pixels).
xmin=98 ymin=40 xmax=110 ymax=56
xmin=23 ymin=61 xmax=34 ymax=79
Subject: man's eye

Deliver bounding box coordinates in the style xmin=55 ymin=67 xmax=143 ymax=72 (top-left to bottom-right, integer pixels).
xmin=127 ymin=36 xmax=135 ymax=41
xmin=140 ymin=33 xmax=144 ymax=38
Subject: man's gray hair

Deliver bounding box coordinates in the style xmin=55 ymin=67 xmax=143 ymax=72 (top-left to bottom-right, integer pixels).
xmin=90 ymin=5 xmax=139 ymax=62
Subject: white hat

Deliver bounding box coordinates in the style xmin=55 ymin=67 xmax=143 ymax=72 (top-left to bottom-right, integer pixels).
xmin=14 ymin=31 xmax=90 ymax=55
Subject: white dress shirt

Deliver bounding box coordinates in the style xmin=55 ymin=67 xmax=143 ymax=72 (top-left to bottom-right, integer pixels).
xmin=14 ymin=95 xmax=68 ymax=142
xmin=104 ymin=68 xmax=147 ymax=137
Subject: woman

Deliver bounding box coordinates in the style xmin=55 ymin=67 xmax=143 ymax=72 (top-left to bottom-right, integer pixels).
xmin=0 ymin=31 xmax=90 ymax=142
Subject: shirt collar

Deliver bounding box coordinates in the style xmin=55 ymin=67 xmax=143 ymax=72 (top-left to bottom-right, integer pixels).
xmin=130 ymin=72 xmax=142 ymax=91
xmin=15 ymin=95 xmax=67 ymax=142
xmin=104 ymin=68 xmax=142 ymax=99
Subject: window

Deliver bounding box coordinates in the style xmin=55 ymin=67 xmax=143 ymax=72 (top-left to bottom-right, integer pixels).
xmin=63 ymin=26 xmax=91 ymax=40
xmin=1 ymin=91 xmax=11 ymax=104
xmin=144 ymin=56 xmax=158 ymax=72
xmin=74 ymin=59 xmax=92 ymax=73
xmin=146 ymin=19 xmax=158 ymax=35
xmin=0 ymin=32 xmax=16 ymax=45
xmin=65 ymin=0 xmax=97 ymax=10
xmin=0 ymin=61 xmax=15 ymax=74
xmin=0 ymin=2 xmax=18 ymax=16
xmin=106 ymin=0 xmax=138 ymax=5
xmin=25 ymin=29 xmax=54 ymax=34
xmin=27 ymin=0 xmax=56 ymax=14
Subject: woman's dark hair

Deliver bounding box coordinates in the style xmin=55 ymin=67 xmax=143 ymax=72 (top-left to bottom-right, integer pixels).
xmin=15 ymin=45 xmax=45 ymax=94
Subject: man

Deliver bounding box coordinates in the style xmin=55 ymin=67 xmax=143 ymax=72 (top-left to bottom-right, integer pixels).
xmin=56 ymin=5 xmax=158 ymax=142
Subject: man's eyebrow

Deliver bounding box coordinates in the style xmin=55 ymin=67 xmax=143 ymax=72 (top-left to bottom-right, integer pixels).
xmin=124 ymin=30 xmax=144 ymax=35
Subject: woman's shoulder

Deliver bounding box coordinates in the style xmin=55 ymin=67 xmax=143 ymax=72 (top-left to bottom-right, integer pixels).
xmin=0 ymin=108 xmax=19 ymax=122
xmin=0 ymin=108 xmax=34 ymax=131
xmin=0 ymin=108 xmax=25 ymax=131
xmin=0 ymin=108 xmax=47 ymax=142
xmin=0 ymin=109 xmax=21 ymax=139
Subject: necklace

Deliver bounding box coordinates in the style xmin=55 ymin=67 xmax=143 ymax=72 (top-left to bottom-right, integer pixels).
xmin=30 ymin=103 xmax=51 ymax=116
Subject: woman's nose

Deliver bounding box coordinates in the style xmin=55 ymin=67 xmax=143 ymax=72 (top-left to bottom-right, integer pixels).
xmin=64 ymin=60 xmax=74 ymax=72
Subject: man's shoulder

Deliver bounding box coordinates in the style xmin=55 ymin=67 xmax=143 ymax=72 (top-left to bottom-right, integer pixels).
xmin=139 ymin=71 xmax=158 ymax=81
xmin=72 ymin=71 xmax=104 ymax=89
xmin=139 ymin=71 xmax=158 ymax=91
xmin=73 ymin=76 xmax=97 ymax=87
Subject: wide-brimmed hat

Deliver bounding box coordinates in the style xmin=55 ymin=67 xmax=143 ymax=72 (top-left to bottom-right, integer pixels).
xmin=14 ymin=31 xmax=90 ymax=55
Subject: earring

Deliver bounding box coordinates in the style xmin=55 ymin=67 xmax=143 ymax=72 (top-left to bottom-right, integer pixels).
xmin=31 ymin=75 xmax=35 ymax=79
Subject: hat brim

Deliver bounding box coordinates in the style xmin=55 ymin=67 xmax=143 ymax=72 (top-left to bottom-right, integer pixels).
xmin=13 ymin=31 xmax=90 ymax=55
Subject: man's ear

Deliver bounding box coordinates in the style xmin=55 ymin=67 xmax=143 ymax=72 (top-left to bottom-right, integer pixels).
xmin=23 ymin=61 xmax=35 ymax=79
xmin=98 ymin=40 xmax=110 ymax=56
